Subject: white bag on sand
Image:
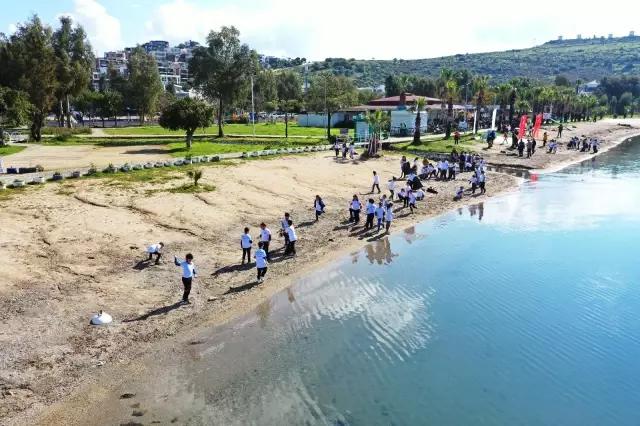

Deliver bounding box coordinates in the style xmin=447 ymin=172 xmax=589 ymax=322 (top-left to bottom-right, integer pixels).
xmin=91 ymin=310 xmax=113 ymax=325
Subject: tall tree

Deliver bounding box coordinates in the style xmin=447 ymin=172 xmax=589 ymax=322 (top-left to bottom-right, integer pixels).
xmin=495 ymin=84 xmax=512 ymax=128
xmin=306 ymin=75 xmax=358 ymax=139
xmin=413 ymin=96 xmax=426 ymax=144
xmin=189 ymin=26 xmax=257 ymax=137
xmin=127 ymin=47 xmax=163 ymax=124
xmin=0 ymin=15 xmax=58 ymax=141
xmin=95 ymin=91 xmax=122 ymax=128
xmin=71 ymin=89 xmax=97 ymax=126
xmin=0 ymin=87 xmax=32 ymax=143
xmin=53 ymin=16 xmax=93 ymax=128
xmin=472 ymin=76 xmax=490 ymax=133
xmin=159 ymin=98 xmax=214 ymax=148
xmin=439 ymin=68 xmax=458 ymax=139
xmin=554 ymin=74 xmax=571 ymax=87
xmin=384 ymin=75 xmax=400 ymax=97
xmin=253 ymin=69 xmax=278 ymax=113
xmin=276 ymin=70 xmax=302 ymax=102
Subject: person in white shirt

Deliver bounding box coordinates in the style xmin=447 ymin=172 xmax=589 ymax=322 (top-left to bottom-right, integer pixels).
xmin=146 ymin=242 xmax=164 ymax=265
xmin=371 ymin=171 xmax=381 ymax=193
xmin=341 ymin=143 xmax=348 ymax=158
xmin=427 ymin=164 xmax=436 ymax=179
xmin=592 ymin=139 xmax=600 ymax=153
xmin=375 ymin=201 xmax=385 ymax=232
xmin=381 ymin=194 xmax=388 ymax=208
xmin=420 ymin=165 xmax=429 ymax=179
xmin=333 ymin=140 xmax=341 ymax=157
xmin=400 ymin=156 xmax=407 ymax=178
xmin=388 ymin=177 xmax=396 ymax=200
xmin=413 ymin=157 xmax=420 ymax=171
xmin=479 ymin=171 xmax=487 ymax=194
xmin=469 ymin=175 xmax=478 ymax=194
xmin=280 ymin=212 xmax=291 ymax=246
xmin=240 ymin=227 xmax=253 ymax=265
xmin=349 ymin=142 xmax=356 ymax=159
xmin=455 ymin=186 xmax=464 ymax=201
xmin=174 ymin=253 xmax=196 ymax=304
xmin=465 ymin=160 xmax=472 ymax=172
xmin=255 ymin=242 xmax=268 ymax=283
xmin=436 ymin=160 xmax=443 ymax=176
xmin=385 ymin=203 xmax=394 ymax=233
xmin=398 ymin=188 xmax=407 ymax=207
xmin=284 ymin=220 xmax=297 ymax=256
xmin=408 ymin=190 xmax=417 ymax=213
xmin=450 ymin=162 xmax=457 ymax=180
xmin=442 ymin=160 xmax=450 ymax=180
xmin=259 ymin=222 xmax=272 ymax=261
xmin=314 ymin=195 xmax=325 ymax=221
xmin=416 ymin=188 xmax=425 ymax=201
xmin=364 ymin=198 xmax=376 ymax=230
xmin=350 ymin=195 xmax=362 ymax=224
xmin=407 ymin=171 xmax=416 ymax=185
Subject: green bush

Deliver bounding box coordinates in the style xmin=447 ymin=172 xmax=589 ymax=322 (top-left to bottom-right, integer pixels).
xmin=41 ymin=127 xmax=92 ymax=136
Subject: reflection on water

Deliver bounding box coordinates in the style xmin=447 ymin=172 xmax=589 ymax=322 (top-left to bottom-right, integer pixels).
xmin=83 ymin=138 xmax=640 ymax=426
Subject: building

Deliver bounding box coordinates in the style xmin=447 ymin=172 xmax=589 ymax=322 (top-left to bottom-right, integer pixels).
xmin=142 ymin=40 xmax=169 ymax=53
xmin=578 ymin=80 xmax=599 ymax=95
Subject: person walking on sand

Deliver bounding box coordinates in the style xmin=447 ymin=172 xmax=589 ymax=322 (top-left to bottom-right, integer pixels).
xmin=385 ymin=203 xmax=394 ymax=233
xmin=284 ymin=220 xmax=297 ymax=256
xmin=146 ymin=242 xmax=164 ymax=265
xmin=502 ymin=131 xmax=508 ymax=145
xmin=542 ymin=131 xmax=548 ymax=147
xmin=557 ymin=123 xmax=563 ymax=138
xmin=375 ymin=201 xmax=385 ymax=232
xmin=314 ymin=195 xmax=325 ymax=221
xmin=349 ymin=141 xmax=356 ymax=159
xmin=408 ymin=190 xmax=417 ymax=214
xmin=333 ymin=140 xmax=341 ymax=157
xmin=470 ymin=175 xmax=478 ymax=194
xmin=259 ymin=222 xmax=272 ymax=261
xmin=372 ymin=171 xmax=381 ymax=193
xmin=255 ymin=242 xmax=268 ymax=283
xmin=350 ymin=195 xmax=362 ymax=224
xmin=526 ymin=139 xmax=533 ymax=158
xmin=381 ymin=194 xmax=389 ymax=209
xmin=241 ymin=227 xmax=253 ymax=265
xmin=174 ymin=253 xmax=196 ymax=305
xmin=388 ymin=176 xmax=397 ymax=200
xmin=479 ymin=171 xmax=487 ymax=194
xmin=342 ymin=142 xmax=348 ymax=159
xmin=364 ymin=198 xmax=376 ymax=229
xmin=518 ymin=139 xmax=525 ymax=157
xmin=281 ymin=212 xmax=291 ymax=247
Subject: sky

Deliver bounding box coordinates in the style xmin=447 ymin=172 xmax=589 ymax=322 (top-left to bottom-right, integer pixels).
xmin=1 ymin=0 xmax=639 ymax=61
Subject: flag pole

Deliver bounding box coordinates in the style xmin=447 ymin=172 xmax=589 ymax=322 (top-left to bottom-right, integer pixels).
xmin=251 ymin=75 xmax=256 ymax=137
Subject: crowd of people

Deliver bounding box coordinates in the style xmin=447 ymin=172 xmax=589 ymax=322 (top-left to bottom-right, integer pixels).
xmin=145 ymin=151 xmax=492 ymax=305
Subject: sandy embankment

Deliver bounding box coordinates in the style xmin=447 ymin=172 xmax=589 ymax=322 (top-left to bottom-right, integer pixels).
xmin=2 ymin=118 xmax=640 ymax=425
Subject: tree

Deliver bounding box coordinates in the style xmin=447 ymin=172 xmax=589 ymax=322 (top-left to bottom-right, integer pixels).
xmin=554 ymin=74 xmax=571 ymax=87
xmin=95 ymin=91 xmax=122 ymax=128
xmin=0 ymin=87 xmax=31 ymax=143
xmin=253 ymin=69 xmax=278 ymax=113
xmin=305 ymin=75 xmax=358 ymax=139
xmin=127 ymin=47 xmax=163 ymax=124
xmin=384 ymin=75 xmax=400 ymax=97
xmin=189 ymin=26 xmax=257 ymax=137
xmin=0 ymin=15 xmax=58 ymax=141
xmin=159 ymin=98 xmax=214 ymax=148
xmin=166 ymin=82 xmax=177 ymax=95
xmin=472 ymin=76 xmax=490 ymax=133
xmin=439 ymin=67 xmax=458 ymax=139
xmin=276 ymin=70 xmax=302 ymax=102
xmin=72 ymin=90 xmax=97 ymax=125
xmin=495 ymin=84 xmax=512 ymax=128
xmin=618 ymin=92 xmax=633 ymax=116
xmin=409 ymin=76 xmax=437 ymax=97
xmin=413 ymin=97 xmax=426 ymax=144
xmin=52 ymin=16 xmax=93 ymax=128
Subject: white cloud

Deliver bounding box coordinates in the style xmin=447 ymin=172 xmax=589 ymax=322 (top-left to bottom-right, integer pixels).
xmin=143 ymin=0 xmax=639 ymax=61
xmin=8 ymin=23 xmax=17 ymax=34
xmin=59 ymin=0 xmax=124 ymax=55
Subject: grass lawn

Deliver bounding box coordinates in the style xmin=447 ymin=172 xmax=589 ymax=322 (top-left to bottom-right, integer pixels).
xmin=103 ymin=122 xmax=340 ymax=137
xmin=0 ymin=145 xmax=26 ymax=156
xmin=393 ymin=133 xmax=488 ymax=155
xmin=167 ymin=140 xmax=324 ymax=157
xmin=38 ymin=136 xmax=327 ymax=148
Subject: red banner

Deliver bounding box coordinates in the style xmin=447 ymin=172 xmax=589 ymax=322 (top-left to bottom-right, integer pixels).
xmin=532 ymin=114 xmax=543 ymax=138
xmin=518 ymin=115 xmax=528 ymax=140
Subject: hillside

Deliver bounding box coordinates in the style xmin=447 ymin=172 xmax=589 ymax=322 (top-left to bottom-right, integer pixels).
xmin=301 ymin=36 xmax=640 ymax=86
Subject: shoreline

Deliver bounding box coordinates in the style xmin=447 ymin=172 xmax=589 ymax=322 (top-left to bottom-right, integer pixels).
xmin=4 ymin=119 xmax=640 ymax=425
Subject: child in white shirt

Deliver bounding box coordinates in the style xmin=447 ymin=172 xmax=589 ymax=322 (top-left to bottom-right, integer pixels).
xmin=174 ymin=253 xmax=196 ymax=304
xmin=385 ymin=203 xmax=394 ymax=233
xmin=388 ymin=177 xmax=396 ymax=200
xmin=146 ymin=242 xmax=164 ymax=265
xmin=255 ymin=242 xmax=268 ymax=283
xmin=455 ymin=186 xmax=464 ymax=200
xmin=372 ymin=171 xmax=381 ymax=193
xmin=408 ymin=191 xmax=417 ymax=213
xmin=314 ymin=195 xmax=325 ymax=221
xmin=416 ymin=189 xmax=425 ymax=200
xmin=259 ymin=222 xmax=272 ymax=261
xmin=241 ymin=227 xmax=253 ymax=265
xmin=375 ymin=201 xmax=385 ymax=232
xmin=469 ymin=176 xmax=478 ymax=194
xmin=350 ymin=195 xmax=362 ymax=224
xmin=349 ymin=142 xmax=356 ymax=159
xmin=284 ymin=220 xmax=297 ymax=256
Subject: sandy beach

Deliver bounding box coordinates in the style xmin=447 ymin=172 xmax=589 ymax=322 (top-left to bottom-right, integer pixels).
xmin=2 ymin=118 xmax=640 ymax=425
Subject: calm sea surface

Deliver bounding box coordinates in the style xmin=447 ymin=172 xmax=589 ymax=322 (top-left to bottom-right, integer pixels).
xmin=103 ymin=137 xmax=640 ymax=426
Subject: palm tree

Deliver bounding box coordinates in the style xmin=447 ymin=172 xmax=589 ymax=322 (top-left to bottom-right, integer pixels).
xmin=413 ymin=97 xmax=426 ymax=144
xmin=508 ymin=87 xmax=517 ymax=128
xmin=472 ymin=76 xmax=489 ymax=133
xmin=516 ymin=99 xmax=530 ymax=116
xmin=365 ymin=109 xmax=384 ymax=135
xmin=495 ymin=84 xmax=512 ymax=129
xmin=439 ymin=67 xmax=457 ymax=139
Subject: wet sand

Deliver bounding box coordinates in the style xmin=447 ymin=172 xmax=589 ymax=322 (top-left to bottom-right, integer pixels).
xmin=3 ymin=118 xmax=640 ymax=425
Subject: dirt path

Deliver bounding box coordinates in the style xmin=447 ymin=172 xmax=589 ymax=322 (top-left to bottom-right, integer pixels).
xmin=2 ymin=144 xmax=171 ymax=171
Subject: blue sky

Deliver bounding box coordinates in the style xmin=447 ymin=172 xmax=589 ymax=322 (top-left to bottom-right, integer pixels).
xmin=2 ymin=0 xmax=638 ymax=60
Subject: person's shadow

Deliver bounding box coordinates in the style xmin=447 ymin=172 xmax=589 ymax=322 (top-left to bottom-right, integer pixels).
xmin=122 ymin=302 xmax=183 ymax=322
xmin=224 ymin=281 xmax=260 ymax=294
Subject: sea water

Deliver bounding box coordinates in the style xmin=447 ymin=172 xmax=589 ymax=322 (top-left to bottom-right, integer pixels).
xmin=102 ymin=137 xmax=640 ymax=426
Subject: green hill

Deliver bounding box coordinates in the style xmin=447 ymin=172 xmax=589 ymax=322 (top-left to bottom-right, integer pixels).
xmin=302 ymin=36 xmax=640 ymax=87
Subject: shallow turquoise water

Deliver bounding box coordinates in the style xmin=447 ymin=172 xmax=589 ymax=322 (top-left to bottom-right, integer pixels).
xmin=108 ymin=137 xmax=640 ymax=426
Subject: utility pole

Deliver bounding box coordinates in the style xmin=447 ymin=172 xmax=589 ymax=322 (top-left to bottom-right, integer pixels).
xmin=251 ymin=75 xmax=256 ymax=137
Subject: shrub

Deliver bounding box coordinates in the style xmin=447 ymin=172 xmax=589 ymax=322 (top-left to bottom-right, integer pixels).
xmin=187 ymin=169 xmax=203 ymax=186
xmin=41 ymin=127 xmax=91 ymax=136
xmin=53 ymin=134 xmax=72 ymax=142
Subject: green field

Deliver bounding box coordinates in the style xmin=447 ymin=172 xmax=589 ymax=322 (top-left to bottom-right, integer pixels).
xmin=0 ymin=145 xmax=26 ymax=156
xmin=103 ymin=122 xmax=340 ymax=137
xmin=168 ymin=140 xmax=323 ymax=157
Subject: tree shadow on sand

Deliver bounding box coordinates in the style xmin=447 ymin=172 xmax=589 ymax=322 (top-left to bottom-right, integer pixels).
xmin=122 ymin=302 xmax=184 ymax=322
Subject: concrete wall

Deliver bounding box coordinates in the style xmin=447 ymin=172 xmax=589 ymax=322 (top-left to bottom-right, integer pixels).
xmin=298 ymin=112 xmax=358 ymax=128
